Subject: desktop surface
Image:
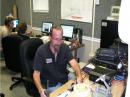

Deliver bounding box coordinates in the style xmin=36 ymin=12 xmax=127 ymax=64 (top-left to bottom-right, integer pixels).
xmin=50 ymin=71 xmax=126 ymax=97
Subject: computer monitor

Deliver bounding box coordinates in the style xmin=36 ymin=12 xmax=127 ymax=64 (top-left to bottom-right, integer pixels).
xmin=61 ymin=24 xmax=74 ymax=41
xmin=13 ymin=19 xmax=19 ymax=28
xmin=12 ymin=19 xmax=19 ymax=32
xmin=41 ymin=22 xmax=53 ymax=35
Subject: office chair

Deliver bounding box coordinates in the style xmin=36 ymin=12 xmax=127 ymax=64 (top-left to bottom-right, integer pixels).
xmin=1 ymin=35 xmax=25 ymax=90
xmin=20 ymin=38 xmax=43 ymax=97
xmin=0 ymin=93 xmax=5 ymax=97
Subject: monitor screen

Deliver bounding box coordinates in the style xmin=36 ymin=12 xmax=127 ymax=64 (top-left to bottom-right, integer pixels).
xmin=61 ymin=24 xmax=74 ymax=40
xmin=13 ymin=19 xmax=19 ymax=28
xmin=41 ymin=22 xmax=53 ymax=33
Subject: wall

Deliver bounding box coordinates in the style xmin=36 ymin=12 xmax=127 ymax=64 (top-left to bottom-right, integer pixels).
xmin=77 ymin=37 xmax=100 ymax=63
xmin=15 ymin=0 xmax=121 ymax=38
xmin=0 ymin=0 xmax=1 ymax=25
xmin=15 ymin=0 xmax=30 ymax=24
xmin=1 ymin=0 xmax=121 ymax=37
xmin=0 ymin=0 xmax=14 ymax=25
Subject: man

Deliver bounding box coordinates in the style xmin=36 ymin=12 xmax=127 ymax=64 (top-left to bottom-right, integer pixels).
xmin=33 ymin=26 xmax=83 ymax=97
xmin=0 ymin=16 xmax=14 ymax=59
xmin=16 ymin=22 xmax=30 ymax=40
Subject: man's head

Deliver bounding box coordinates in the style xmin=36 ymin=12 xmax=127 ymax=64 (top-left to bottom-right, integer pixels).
xmin=17 ymin=22 xmax=27 ymax=34
xmin=49 ymin=26 xmax=64 ymax=53
xmin=4 ymin=16 xmax=14 ymax=30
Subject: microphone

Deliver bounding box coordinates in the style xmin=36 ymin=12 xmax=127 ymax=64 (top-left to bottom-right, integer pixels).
xmin=95 ymin=74 xmax=106 ymax=82
xmin=94 ymin=74 xmax=112 ymax=96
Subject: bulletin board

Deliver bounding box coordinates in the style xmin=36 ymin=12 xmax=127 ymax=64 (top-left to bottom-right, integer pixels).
xmin=61 ymin=0 xmax=93 ymax=23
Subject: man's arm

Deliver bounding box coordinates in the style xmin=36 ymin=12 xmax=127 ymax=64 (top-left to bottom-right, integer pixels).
xmin=33 ymin=70 xmax=47 ymax=97
xmin=69 ymin=59 xmax=83 ymax=83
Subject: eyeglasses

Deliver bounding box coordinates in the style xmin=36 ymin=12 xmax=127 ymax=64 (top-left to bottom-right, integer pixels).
xmin=52 ymin=37 xmax=63 ymax=42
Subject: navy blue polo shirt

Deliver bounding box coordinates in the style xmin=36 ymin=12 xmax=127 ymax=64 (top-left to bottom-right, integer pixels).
xmin=33 ymin=42 xmax=74 ymax=87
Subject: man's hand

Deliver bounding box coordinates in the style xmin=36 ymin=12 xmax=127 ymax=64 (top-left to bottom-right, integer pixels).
xmin=76 ymin=76 xmax=83 ymax=84
xmin=40 ymin=89 xmax=47 ymax=97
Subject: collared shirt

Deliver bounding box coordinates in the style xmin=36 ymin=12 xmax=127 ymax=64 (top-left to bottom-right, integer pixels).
xmin=33 ymin=42 xmax=74 ymax=87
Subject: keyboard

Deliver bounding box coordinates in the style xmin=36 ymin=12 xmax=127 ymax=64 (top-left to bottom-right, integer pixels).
xmin=92 ymin=66 xmax=115 ymax=75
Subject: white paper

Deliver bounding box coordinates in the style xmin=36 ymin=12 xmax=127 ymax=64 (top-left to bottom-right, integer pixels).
xmin=33 ymin=0 xmax=49 ymax=12
xmin=61 ymin=0 xmax=93 ymax=23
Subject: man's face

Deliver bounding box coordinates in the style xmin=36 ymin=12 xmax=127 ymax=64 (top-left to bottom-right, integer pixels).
xmin=50 ymin=29 xmax=63 ymax=52
xmin=10 ymin=21 xmax=14 ymax=29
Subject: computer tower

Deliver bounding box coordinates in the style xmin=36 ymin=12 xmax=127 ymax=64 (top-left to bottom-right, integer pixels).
xmin=100 ymin=20 xmax=119 ymax=48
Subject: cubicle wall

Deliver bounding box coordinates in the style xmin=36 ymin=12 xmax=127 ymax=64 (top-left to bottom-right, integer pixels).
xmin=1 ymin=0 xmax=121 ymax=37
xmin=15 ymin=0 xmax=121 ymax=39
xmin=0 ymin=0 xmax=14 ymax=25
xmin=0 ymin=0 xmax=1 ymax=25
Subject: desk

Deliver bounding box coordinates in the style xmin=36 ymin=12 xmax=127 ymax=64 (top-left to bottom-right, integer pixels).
xmin=50 ymin=71 xmax=126 ymax=97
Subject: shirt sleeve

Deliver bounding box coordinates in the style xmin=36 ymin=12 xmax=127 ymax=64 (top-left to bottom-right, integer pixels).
xmin=33 ymin=45 xmax=45 ymax=72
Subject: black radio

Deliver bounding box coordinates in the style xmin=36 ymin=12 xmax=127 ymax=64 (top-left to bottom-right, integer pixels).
xmin=73 ymin=28 xmax=83 ymax=44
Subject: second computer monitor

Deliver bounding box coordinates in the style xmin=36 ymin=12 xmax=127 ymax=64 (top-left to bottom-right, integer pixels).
xmin=41 ymin=22 xmax=53 ymax=35
xmin=61 ymin=24 xmax=74 ymax=41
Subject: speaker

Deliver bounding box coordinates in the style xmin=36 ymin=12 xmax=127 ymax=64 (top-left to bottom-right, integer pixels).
xmin=73 ymin=28 xmax=83 ymax=44
xmin=100 ymin=20 xmax=119 ymax=48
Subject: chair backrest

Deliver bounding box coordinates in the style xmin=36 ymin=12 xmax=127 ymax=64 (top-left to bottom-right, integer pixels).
xmin=20 ymin=38 xmax=43 ymax=97
xmin=2 ymin=35 xmax=24 ymax=72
